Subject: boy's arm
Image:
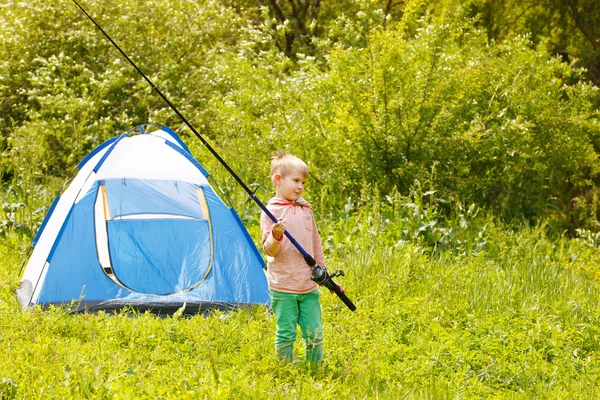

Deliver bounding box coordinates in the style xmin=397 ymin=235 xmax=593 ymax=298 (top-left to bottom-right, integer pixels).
xmin=260 ymin=211 xmax=283 ymax=257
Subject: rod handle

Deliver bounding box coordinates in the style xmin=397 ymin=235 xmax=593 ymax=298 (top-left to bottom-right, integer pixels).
xmin=330 ymin=281 xmax=357 ymax=311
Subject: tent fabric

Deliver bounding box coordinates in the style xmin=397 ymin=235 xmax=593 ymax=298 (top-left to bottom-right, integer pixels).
xmin=17 ymin=125 xmax=269 ymax=314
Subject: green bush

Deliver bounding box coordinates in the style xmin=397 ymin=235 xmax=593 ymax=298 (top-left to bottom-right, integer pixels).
xmin=1 ymin=0 xmax=600 ymax=233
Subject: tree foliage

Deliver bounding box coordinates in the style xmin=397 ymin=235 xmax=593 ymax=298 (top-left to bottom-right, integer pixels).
xmin=465 ymin=0 xmax=600 ymax=88
xmin=1 ymin=0 xmax=599 ymax=236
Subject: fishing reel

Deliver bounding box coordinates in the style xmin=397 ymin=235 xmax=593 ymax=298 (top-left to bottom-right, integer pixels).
xmin=311 ymin=265 xmax=356 ymax=311
xmin=311 ymin=266 xmax=344 ymax=287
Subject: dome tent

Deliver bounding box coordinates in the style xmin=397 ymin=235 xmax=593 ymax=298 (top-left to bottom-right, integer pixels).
xmin=17 ymin=124 xmax=269 ymax=314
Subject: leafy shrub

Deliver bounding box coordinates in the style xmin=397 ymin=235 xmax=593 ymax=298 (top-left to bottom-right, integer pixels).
xmin=1 ymin=0 xmax=600 ymax=237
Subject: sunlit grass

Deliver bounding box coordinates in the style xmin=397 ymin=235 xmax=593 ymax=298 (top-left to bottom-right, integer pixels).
xmin=2 ymin=195 xmax=600 ymax=398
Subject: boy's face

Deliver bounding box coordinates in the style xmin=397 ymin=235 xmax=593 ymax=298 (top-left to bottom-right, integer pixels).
xmin=275 ymin=170 xmax=307 ymax=201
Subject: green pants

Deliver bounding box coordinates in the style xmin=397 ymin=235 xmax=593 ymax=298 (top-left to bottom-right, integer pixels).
xmin=270 ymin=289 xmax=323 ymax=364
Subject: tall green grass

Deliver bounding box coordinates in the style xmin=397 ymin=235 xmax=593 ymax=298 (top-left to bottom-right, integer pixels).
xmin=1 ymin=186 xmax=600 ymax=398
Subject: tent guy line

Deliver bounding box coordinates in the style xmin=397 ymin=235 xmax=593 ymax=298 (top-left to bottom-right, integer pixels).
xmin=70 ymin=0 xmax=355 ymax=311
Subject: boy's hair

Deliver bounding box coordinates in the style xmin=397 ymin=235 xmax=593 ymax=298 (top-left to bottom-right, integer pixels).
xmin=270 ymin=152 xmax=308 ymax=183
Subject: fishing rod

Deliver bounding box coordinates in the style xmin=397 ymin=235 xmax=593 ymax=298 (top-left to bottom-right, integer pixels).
xmin=72 ymin=0 xmax=356 ymax=311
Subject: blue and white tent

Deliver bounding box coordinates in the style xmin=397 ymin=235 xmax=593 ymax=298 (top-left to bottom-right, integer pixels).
xmin=17 ymin=124 xmax=269 ymax=314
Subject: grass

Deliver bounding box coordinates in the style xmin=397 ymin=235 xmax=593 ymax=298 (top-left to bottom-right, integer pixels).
xmin=2 ymin=190 xmax=600 ymax=398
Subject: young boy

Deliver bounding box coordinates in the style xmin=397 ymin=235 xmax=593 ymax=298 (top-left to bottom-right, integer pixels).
xmin=260 ymin=152 xmax=337 ymax=365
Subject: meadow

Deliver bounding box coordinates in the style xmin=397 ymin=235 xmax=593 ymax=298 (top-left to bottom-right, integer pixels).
xmin=2 ymin=0 xmax=600 ymax=398
xmin=2 ymin=191 xmax=600 ymax=399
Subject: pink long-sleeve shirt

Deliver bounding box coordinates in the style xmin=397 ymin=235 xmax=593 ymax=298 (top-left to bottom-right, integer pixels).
xmin=260 ymin=196 xmax=326 ymax=294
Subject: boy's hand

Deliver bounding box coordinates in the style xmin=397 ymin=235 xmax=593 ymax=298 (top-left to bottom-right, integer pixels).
xmin=330 ymin=283 xmax=344 ymax=294
xmin=272 ymin=220 xmax=285 ymax=241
